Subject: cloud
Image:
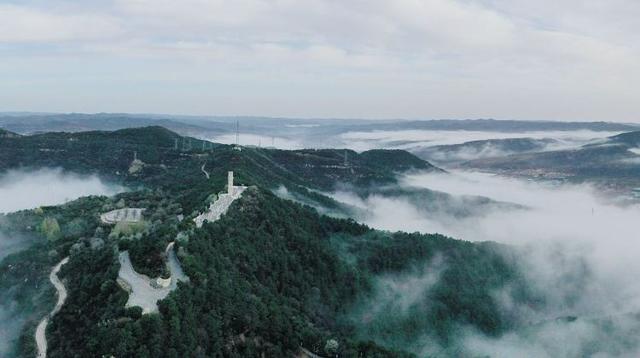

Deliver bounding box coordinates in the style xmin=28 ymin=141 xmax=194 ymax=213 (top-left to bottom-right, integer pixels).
xmin=209 ymin=133 xmax=304 ymax=149
xmin=0 ymin=168 xmax=123 ymax=214
xmin=0 ymin=304 xmax=26 ymax=357
xmin=337 ymin=129 xmax=621 ymax=152
xmin=0 ymin=168 xmax=123 ymax=355
xmin=0 ymin=167 xmax=123 ymax=259
xmin=331 ymin=170 xmax=640 ymax=355
xmin=0 ymin=5 xmax=122 ymax=43
xmin=1 ymin=1 xmax=640 ymax=120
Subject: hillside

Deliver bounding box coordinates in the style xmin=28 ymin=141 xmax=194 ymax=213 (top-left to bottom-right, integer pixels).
xmin=1 ymin=184 xmax=534 ymax=357
xmin=0 ymin=113 xmax=227 ymax=136
xmin=0 ymin=128 xmax=21 ymax=138
xmin=1 ymin=126 xmax=627 ymax=357
xmin=0 ymin=126 xmax=440 ymax=214
xmin=412 ymin=137 xmax=559 ymax=164
xmin=607 ymin=130 xmax=640 ymax=147
xmin=340 ymin=119 xmax=639 ymax=133
xmin=461 ymin=131 xmax=640 ymax=186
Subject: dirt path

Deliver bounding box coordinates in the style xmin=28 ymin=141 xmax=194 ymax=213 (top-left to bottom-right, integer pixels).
xmin=35 ymin=257 xmax=69 ymax=358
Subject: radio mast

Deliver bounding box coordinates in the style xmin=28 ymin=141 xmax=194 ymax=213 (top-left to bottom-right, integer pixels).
xmin=235 ymin=120 xmax=239 ymax=146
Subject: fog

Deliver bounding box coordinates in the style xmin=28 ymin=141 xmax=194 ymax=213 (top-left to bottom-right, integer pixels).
xmin=0 ymin=168 xmax=122 ymax=357
xmin=0 ymin=168 xmax=123 ymax=214
xmin=209 ymin=133 xmax=304 ymax=149
xmin=339 ymin=129 xmax=621 ymax=152
xmin=209 ymin=128 xmax=622 ymax=153
xmin=333 ymin=170 xmax=640 ymax=356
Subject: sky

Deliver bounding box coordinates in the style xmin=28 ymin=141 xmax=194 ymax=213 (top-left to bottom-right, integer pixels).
xmin=1 ymin=0 xmax=639 ymax=121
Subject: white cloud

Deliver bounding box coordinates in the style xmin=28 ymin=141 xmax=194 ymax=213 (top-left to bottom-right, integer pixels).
xmin=332 ymin=170 xmax=640 ymax=355
xmin=338 ymin=129 xmax=620 ymax=152
xmin=0 ymin=168 xmax=123 ymax=214
xmin=1 ymin=1 xmax=640 ymax=121
xmin=0 ymin=5 xmax=122 ymax=43
xmin=208 ymin=133 xmax=303 ymax=149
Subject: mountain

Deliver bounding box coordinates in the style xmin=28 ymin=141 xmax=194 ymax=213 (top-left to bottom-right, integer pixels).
xmin=337 ymin=119 xmax=639 ymax=133
xmin=0 ymin=127 xmax=534 ymax=357
xmin=0 ymin=126 xmax=443 ymax=215
xmin=350 ymin=186 xmax=524 ymax=219
xmin=1 ymin=125 xmax=628 ymax=357
xmin=0 ymin=113 xmax=228 ymax=136
xmin=411 ymin=137 xmax=560 ymax=164
xmin=3 ymin=114 xmax=639 ymax=150
xmin=0 ymin=178 xmax=532 ymax=358
xmin=461 ymin=131 xmax=640 ymax=189
xmin=0 ymin=128 xmax=20 ymax=138
xmin=607 ymin=130 xmax=640 ymax=147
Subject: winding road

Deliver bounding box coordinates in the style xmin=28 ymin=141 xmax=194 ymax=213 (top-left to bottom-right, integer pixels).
xmin=117 ymin=242 xmax=189 ymax=314
xmin=201 ymin=163 xmax=210 ymax=179
xmin=35 ymin=257 xmax=69 ymax=358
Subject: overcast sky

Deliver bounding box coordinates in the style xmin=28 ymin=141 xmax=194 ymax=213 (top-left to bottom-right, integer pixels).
xmin=1 ymin=0 xmax=639 ymax=121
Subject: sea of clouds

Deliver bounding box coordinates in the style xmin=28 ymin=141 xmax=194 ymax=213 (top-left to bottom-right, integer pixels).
xmin=332 ymin=170 xmax=640 ymax=356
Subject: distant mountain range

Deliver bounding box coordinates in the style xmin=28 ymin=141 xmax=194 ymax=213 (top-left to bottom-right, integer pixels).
xmin=461 ymin=131 xmax=640 ymax=188
xmin=2 ymin=112 xmax=638 ymax=137
xmin=411 ymin=137 xmax=561 ymax=164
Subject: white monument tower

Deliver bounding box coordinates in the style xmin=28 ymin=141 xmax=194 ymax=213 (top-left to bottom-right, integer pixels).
xmin=228 ymin=171 xmax=234 ymax=195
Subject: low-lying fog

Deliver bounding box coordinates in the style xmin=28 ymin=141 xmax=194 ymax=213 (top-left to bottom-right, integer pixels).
xmin=209 ymin=133 xmax=304 ymax=149
xmin=0 ymin=168 xmax=122 ymax=259
xmin=333 ymin=171 xmax=640 ymax=356
xmin=339 ymin=129 xmax=622 ymax=152
xmin=211 ymin=129 xmax=621 ymax=155
xmin=0 ymin=168 xmax=122 ymax=356
xmin=0 ymin=168 xmax=122 ymax=214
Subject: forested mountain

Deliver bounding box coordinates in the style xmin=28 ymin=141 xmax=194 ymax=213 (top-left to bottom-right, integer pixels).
xmin=0 ymin=128 xmax=21 ymax=138
xmin=607 ymin=130 xmax=640 ymax=147
xmin=1 ymin=184 xmax=533 ymax=357
xmin=0 ymin=126 xmax=606 ymax=357
xmin=411 ymin=137 xmax=559 ymax=164
xmin=0 ymin=113 xmax=227 ymax=136
xmin=3 ymin=113 xmax=637 ymax=136
xmin=461 ymin=131 xmax=640 ymax=187
xmin=0 ymin=126 xmax=440 ymax=214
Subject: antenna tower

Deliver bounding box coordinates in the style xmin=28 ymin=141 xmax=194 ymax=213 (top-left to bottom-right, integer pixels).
xmin=235 ymin=120 xmax=240 ymax=146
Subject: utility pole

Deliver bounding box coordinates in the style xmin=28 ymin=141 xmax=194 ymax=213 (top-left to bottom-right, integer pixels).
xmin=235 ymin=120 xmax=240 ymax=146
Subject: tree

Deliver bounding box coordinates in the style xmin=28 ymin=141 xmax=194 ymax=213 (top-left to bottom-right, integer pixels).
xmin=40 ymin=216 xmax=62 ymax=241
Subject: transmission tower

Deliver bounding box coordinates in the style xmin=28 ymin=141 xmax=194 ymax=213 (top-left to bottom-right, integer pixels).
xmin=235 ymin=120 xmax=240 ymax=146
